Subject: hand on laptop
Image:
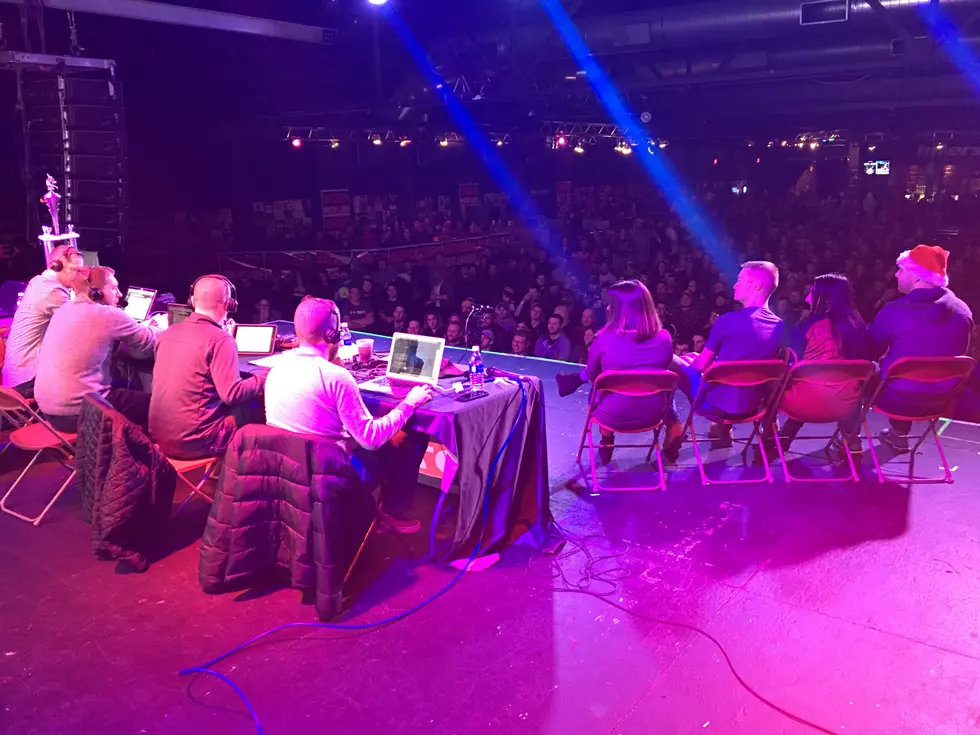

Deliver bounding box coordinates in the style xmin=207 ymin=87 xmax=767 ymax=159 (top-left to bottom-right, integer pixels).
xmin=404 ymin=385 xmax=434 ymax=409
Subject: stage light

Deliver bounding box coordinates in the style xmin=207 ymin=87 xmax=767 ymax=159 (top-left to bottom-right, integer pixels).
xmin=868 ymin=145 xmax=876 ymax=152
xmin=713 ymin=158 xmax=718 ymax=165
xmin=400 ymin=138 xmax=411 ymax=147
xmin=658 ymin=140 xmax=667 ymax=149
xmin=290 ymin=138 xmax=302 ymax=148
xmin=573 ymin=144 xmax=584 ymax=154
xmin=330 ymin=140 xmax=340 ymax=149
xmin=780 ymin=140 xmax=788 ymax=147
xmin=496 ymin=139 xmax=504 ymax=147
xmin=936 ymin=142 xmax=945 ymax=150
xmin=557 ymin=135 xmax=567 ymax=147
xmin=755 ymin=157 xmax=761 ymax=164
xmin=796 ymin=141 xmax=805 ymax=148
xmin=367 ymin=0 xmax=388 ymax=5
xmin=372 ymin=136 xmax=382 ymax=146
xmin=809 ymin=141 xmax=819 ymax=149
xmin=439 ymin=139 xmax=449 ymax=147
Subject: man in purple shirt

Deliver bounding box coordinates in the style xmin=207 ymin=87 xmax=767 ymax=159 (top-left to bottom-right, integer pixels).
xmin=534 ymin=314 xmax=573 ymax=362
xmin=149 ymin=275 xmax=265 ymax=459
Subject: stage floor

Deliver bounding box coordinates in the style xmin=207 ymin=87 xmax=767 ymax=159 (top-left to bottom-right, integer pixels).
xmin=2 ymin=351 xmax=980 ymax=735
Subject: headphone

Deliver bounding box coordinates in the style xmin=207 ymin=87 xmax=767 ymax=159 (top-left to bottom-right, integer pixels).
xmin=189 ymin=274 xmax=238 ymax=314
xmin=87 ymin=266 xmax=113 ymax=302
xmin=49 ymin=246 xmax=80 ymax=273
xmin=300 ymin=295 xmax=342 ymax=344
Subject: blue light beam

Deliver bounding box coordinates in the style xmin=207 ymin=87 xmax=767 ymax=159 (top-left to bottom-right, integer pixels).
xmin=382 ymin=8 xmax=561 ymax=261
xmin=537 ymin=0 xmax=739 ymax=280
xmin=919 ymin=2 xmax=980 ymax=96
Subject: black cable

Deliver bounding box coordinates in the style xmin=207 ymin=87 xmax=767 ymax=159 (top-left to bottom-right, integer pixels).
xmin=526 ymin=531 xmax=836 ymax=735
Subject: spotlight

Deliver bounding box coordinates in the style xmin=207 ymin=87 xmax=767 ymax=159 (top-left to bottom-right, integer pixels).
xmin=780 ymin=140 xmax=788 ymax=147
xmin=557 ymin=135 xmax=567 ymax=147
xmin=399 ymin=138 xmax=411 ymax=147
xmin=290 ymin=138 xmax=302 ymax=149
xmin=713 ymin=158 xmax=718 ymax=165
xmin=496 ymin=140 xmax=504 ymax=147
xmin=439 ymin=139 xmax=449 ymax=147
xmin=936 ymin=143 xmax=945 ymax=150
xmin=755 ymin=157 xmax=761 ymax=164
xmin=809 ymin=141 xmax=819 ymax=150
xmin=330 ymin=140 xmax=340 ymax=149
xmin=372 ymin=137 xmax=382 ymax=146
xmin=367 ymin=0 xmax=388 ymax=5
xmin=658 ymin=140 xmax=667 ymax=149
xmin=573 ymin=144 xmax=584 ymax=154
xmin=868 ymin=145 xmax=876 ymax=152
xmin=767 ymin=141 xmax=774 ymax=148
xmin=796 ymin=141 xmax=805 ymax=148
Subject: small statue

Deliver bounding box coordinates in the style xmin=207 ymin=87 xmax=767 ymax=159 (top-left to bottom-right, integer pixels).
xmin=38 ymin=174 xmax=79 ymax=267
xmin=41 ymin=174 xmax=61 ymax=236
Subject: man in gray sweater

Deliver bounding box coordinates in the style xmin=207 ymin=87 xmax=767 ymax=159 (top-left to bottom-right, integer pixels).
xmin=35 ymin=266 xmax=159 ymax=432
xmin=2 ymin=245 xmax=85 ymax=395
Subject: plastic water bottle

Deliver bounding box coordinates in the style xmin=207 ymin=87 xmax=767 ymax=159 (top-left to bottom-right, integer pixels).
xmin=469 ymin=345 xmax=485 ymax=390
xmin=340 ymin=322 xmax=354 ymax=347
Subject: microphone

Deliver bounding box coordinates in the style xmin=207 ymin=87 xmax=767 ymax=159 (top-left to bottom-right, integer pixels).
xmin=487 ymin=366 xmax=530 ymax=381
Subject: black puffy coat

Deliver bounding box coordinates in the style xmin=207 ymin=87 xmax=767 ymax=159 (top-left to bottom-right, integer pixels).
xmin=76 ymin=393 xmax=177 ymax=572
xmin=198 ymin=424 xmax=375 ymax=621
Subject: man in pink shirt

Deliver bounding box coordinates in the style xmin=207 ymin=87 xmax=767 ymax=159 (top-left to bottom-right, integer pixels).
xmin=264 ymin=296 xmax=432 ymax=533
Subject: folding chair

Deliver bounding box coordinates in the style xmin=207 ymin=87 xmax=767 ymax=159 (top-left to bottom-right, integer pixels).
xmin=576 ymin=370 xmax=679 ymax=492
xmin=683 ymin=360 xmax=787 ymax=485
xmin=865 ymin=356 xmax=975 ymax=484
xmin=772 ymin=360 xmax=876 ymax=483
xmin=0 ymin=386 xmax=77 ymax=525
xmin=165 ymin=454 xmax=221 ymax=515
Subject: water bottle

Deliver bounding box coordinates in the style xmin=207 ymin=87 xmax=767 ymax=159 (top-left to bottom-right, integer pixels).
xmin=469 ymin=345 xmax=485 ymax=390
xmin=340 ymin=322 xmax=354 ymax=347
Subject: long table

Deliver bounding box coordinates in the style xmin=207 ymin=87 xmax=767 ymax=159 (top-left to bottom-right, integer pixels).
xmin=241 ymin=322 xmax=557 ymax=561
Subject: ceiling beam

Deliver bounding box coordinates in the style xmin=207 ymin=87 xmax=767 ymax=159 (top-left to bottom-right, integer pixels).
xmin=0 ymin=0 xmax=335 ymax=45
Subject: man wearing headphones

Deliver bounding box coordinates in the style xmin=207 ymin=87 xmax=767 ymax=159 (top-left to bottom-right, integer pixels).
xmin=3 ymin=245 xmax=85 ymax=396
xmin=149 ymin=274 xmax=265 ymax=460
xmin=264 ymin=296 xmax=432 ymax=533
xmin=35 ymin=266 xmax=160 ymax=432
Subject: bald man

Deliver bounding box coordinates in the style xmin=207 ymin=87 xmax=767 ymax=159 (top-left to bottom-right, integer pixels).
xmin=264 ymin=296 xmax=432 ymax=533
xmin=149 ymin=275 xmax=265 ymax=459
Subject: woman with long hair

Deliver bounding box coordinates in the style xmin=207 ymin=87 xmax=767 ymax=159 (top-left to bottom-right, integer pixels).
xmin=422 ymin=310 xmax=445 ymax=338
xmin=779 ymin=273 xmax=874 ymax=452
xmin=556 ymin=280 xmax=682 ymax=464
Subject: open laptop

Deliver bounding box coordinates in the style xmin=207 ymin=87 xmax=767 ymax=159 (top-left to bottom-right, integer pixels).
xmin=123 ymin=287 xmax=157 ymax=322
xmin=233 ymin=324 xmax=278 ymax=356
xmin=360 ymin=333 xmax=446 ymax=397
xmin=167 ymin=303 xmax=193 ymax=326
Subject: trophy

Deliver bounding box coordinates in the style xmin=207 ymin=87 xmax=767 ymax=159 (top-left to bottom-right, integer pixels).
xmin=38 ymin=174 xmax=80 ymax=267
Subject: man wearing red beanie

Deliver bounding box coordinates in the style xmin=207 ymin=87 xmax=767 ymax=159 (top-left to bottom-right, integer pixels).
xmin=867 ymin=244 xmax=973 ymax=451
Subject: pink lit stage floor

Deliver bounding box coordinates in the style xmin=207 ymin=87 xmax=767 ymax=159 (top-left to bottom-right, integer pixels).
xmin=2 ymin=346 xmax=979 ymax=735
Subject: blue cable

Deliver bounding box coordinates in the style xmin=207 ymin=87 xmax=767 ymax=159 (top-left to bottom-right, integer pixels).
xmin=179 ymin=378 xmax=528 ymax=733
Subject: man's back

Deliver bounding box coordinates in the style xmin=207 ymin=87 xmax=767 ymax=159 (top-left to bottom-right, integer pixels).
xmin=872 ymin=287 xmax=973 ymax=371
xmin=3 ymin=274 xmax=68 ymax=387
xmin=150 ymin=313 xmax=262 ymax=459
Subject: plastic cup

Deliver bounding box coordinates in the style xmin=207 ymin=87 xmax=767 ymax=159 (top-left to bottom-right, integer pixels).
xmin=356 ymin=338 xmax=374 ymax=364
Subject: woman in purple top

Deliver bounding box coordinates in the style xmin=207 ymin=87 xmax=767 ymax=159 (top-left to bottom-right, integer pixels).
xmin=556 ymin=280 xmax=682 ymax=464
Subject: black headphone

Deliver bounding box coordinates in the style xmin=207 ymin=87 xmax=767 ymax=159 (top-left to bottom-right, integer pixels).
xmin=300 ymin=295 xmax=342 ymax=344
xmin=189 ymin=274 xmax=238 ymax=314
xmin=49 ymin=247 xmax=79 ymax=273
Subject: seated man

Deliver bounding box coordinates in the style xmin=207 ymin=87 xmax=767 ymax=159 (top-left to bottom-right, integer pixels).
xmin=534 ymin=314 xmax=573 ymax=361
xmin=150 ymin=275 xmax=265 ymax=459
xmin=35 ymin=266 xmax=159 ymax=432
xmin=2 ymin=245 xmax=85 ymax=396
xmin=869 ymin=245 xmax=973 ymax=451
xmin=675 ymin=261 xmax=785 ymax=446
xmin=264 ymin=296 xmax=432 ymax=533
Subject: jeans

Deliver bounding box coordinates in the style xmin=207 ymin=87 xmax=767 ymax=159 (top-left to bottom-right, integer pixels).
xmin=349 ymin=429 xmax=429 ymax=515
xmin=45 ymin=388 xmax=151 ymax=433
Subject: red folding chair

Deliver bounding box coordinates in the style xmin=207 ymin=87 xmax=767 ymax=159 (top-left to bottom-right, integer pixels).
xmin=772 ymin=360 xmax=876 ymax=483
xmin=683 ymin=360 xmax=787 ymax=485
xmin=865 ymin=356 xmax=975 ymax=484
xmin=576 ymin=370 xmax=679 ymax=492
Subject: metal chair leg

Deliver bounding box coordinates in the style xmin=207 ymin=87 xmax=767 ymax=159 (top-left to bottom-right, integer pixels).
xmin=32 ymin=470 xmax=76 ymax=526
xmin=345 ymin=517 xmax=378 ymax=587
xmin=576 ymin=419 xmax=591 ymax=463
xmin=0 ymin=449 xmax=46 ymax=522
xmin=429 ymin=491 xmax=451 ymax=562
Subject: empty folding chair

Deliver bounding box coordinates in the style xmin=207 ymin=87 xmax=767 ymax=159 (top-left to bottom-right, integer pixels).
xmin=576 ymin=369 xmax=679 ymax=492
xmin=772 ymin=360 xmax=876 ymax=482
xmin=683 ymin=360 xmax=787 ymax=485
xmin=0 ymin=386 xmax=76 ymax=525
xmin=865 ymin=356 xmax=975 ymax=484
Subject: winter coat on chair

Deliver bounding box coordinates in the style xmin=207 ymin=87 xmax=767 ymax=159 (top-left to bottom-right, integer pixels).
xmin=198 ymin=423 xmax=377 ymax=621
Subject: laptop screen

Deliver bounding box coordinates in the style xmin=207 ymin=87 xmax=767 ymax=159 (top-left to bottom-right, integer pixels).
xmin=234 ymin=324 xmax=277 ymax=355
xmin=123 ymin=287 xmax=157 ymax=322
xmin=167 ymin=303 xmax=193 ymax=326
xmin=387 ymin=334 xmax=445 ymax=386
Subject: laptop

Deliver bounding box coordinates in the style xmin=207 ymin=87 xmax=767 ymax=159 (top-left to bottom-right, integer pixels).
xmin=123 ymin=287 xmax=157 ymax=322
xmin=0 ymin=280 xmax=27 ymax=317
xmin=233 ymin=324 xmax=278 ymax=356
xmin=360 ymin=333 xmax=446 ymax=397
xmin=167 ymin=303 xmax=193 ymax=326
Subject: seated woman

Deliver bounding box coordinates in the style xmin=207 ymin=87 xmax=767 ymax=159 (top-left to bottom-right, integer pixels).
xmin=422 ymin=310 xmax=445 ymax=339
xmin=555 ymin=280 xmax=683 ymax=465
xmin=778 ymin=273 xmax=874 ymax=453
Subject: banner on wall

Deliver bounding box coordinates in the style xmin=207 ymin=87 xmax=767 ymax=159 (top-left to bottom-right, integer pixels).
xmin=321 ymin=189 xmax=351 ymax=231
xmin=459 ymin=183 xmax=481 ymax=210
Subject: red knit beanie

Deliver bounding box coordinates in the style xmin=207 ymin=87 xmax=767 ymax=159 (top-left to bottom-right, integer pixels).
xmin=895 ymin=244 xmax=949 ymax=288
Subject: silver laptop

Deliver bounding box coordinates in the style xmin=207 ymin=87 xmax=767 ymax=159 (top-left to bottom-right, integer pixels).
xmin=233 ymin=324 xmax=278 ymax=356
xmin=123 ymin=287 xmax=157 ymax=322
xmin=360 ymin=333 xmax=446 ymax=396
